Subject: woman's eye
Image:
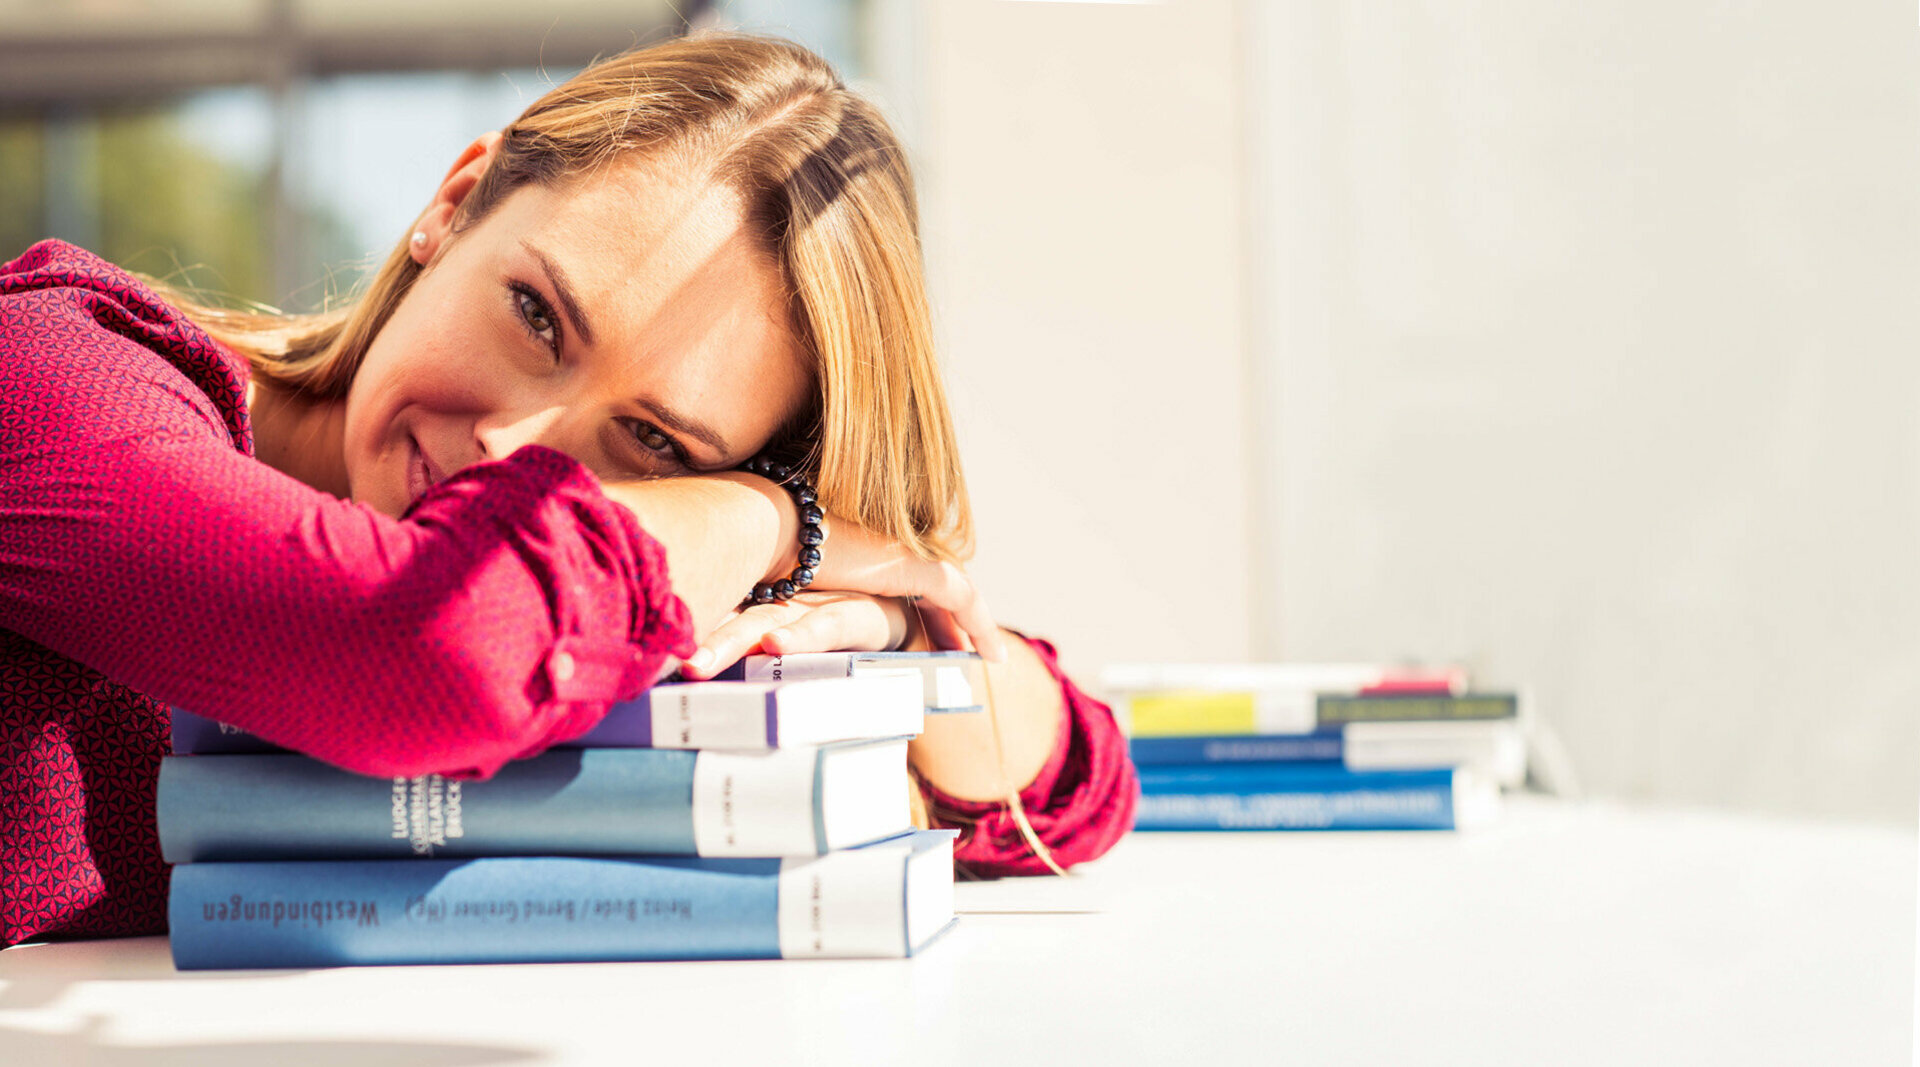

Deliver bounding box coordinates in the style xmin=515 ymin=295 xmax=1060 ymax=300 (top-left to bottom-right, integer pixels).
xmin=619 ymin=417 xmax=684 ymax=464
xmin=511 ymin=285 xmax=559 ymax=352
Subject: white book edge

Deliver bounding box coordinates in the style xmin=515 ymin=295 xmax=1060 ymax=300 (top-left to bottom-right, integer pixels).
xmin=689 ymin=740 xmax=912 ymax=857
xmin=649 ymin=674 xmax=924 ymax=750
xmin=777 ymin=833 xmax=954 ymax=958
xmin=1343 ymin=720 xmax=1528 ymax=788
xmin=746 ymin=652 xmax=982 ymax=711
xmin=772 ymin=673 xmax=924 ymax=746
xmin=1451 ymin=769 xmax=1502 ymax=830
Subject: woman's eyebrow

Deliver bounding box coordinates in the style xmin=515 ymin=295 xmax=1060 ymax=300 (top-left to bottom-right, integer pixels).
xmin=521 ymin=241 xmax=595 ymax=347
xmin=643 ymin=401 xmax=732 ymax=458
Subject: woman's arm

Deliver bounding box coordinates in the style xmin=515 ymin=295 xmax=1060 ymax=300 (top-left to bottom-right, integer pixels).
xmin=899 ymin=620 xmax=1065 ymax=801
xmin=598 ymin=473 xmax=796 ymax=641
xmin=918 ymin=633 xmax=1138 ymax=876
xmin=0 ymin=248 xmax=733 ymax=778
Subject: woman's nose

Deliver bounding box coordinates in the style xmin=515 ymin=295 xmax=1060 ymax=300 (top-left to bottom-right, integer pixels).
xmin=474 ymin=404 xmax=570 ymax=463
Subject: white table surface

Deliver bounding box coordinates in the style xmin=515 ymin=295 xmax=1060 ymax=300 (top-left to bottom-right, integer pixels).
xmin=2 ymin=796 xmax=1912 ymax=1066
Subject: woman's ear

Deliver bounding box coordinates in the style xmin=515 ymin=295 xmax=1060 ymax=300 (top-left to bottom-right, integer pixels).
xmin=409 ymin=130 xmax=506 ymax=265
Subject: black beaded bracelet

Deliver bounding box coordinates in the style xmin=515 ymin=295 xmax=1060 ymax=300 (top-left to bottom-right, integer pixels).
xmin=741 ymin=453 xmax=824 ymax=606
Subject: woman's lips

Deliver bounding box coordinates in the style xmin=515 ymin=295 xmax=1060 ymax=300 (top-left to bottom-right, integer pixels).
xmin=407 ymin=436 xmax=442 ymax=503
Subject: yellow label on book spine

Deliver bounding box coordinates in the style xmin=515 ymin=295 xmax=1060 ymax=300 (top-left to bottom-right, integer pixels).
xmin=1126 ymin=692 xmax=1259 ymax=736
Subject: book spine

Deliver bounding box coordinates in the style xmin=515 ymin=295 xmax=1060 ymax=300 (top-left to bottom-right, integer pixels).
xmin=169 ymin=708 xmax=286 ymax=755
xmin=737 ymin=653 xmax=983 ymax=714
xmin=1342 ymin=721 xmax=1528 ymax=788
xmin=168 ymin=841 xmax=945 ymax=968
xmin=1134 ymin=766 xmax=1465 ymax=831
xmin=173 ymin=704 xmax=662 ymax=754
xmin=1124 ymin=689 xmax=1319 ymax=737
xmin=1127 ymin=733 xmax=1345 ymax=765
xmin=176 ymin=685 xmax=793 ymax=753
xmin=739 ymin=653 xmax=858 ymax=683
xmin=1315 ymin=693 xmax=1519 ymax=726
xmin=158 ymin=747 xmax=832 ymax=863
xmin=169 ymin=855 xmax=785 ymax=968
xmin=603 ymin=683 xmax=777 ymax=749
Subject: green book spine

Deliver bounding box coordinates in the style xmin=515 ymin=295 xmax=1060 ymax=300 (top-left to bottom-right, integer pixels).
xmin=1315 ymin=693 xmax=1519 ymax=726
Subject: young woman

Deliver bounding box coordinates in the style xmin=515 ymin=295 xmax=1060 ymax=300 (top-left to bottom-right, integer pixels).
xmin=0 ymin=33 xmax=1135 ymax=946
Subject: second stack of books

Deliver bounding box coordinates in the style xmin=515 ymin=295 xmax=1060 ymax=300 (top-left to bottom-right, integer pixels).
xmin=161 ymin=651 xmax=985 ymax=969
xmin=1102 ymin=662 xmax=1525 ymax=832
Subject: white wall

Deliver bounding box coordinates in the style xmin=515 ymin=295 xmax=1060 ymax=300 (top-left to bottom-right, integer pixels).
xmin=1248 ymin=2 xmax=1920 ymax=823
xmin=912 ymin=0 xmax=1255 ymax=677
xmin=897 ymin=1 xmax=1920 ymax=825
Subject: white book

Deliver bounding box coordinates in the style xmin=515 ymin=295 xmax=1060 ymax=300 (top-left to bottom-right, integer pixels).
xmin=1343 ymin=719 xmax=1528 ymax=789
xmin=598 ymin=672 xmax=925 ymax=749
xmin=724 ymin=650 xmax=986 ymax=713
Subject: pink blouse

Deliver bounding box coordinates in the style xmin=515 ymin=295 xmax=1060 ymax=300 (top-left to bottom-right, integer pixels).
xmin=0 ymin=240 xmax=1136 ymax=946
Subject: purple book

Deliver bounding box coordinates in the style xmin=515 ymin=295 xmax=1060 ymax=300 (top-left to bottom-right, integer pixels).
xmin=172 ymin=672 xmax=924 ymax=755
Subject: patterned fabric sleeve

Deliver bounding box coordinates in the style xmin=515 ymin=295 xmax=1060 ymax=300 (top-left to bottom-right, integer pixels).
xmin=0 ymin=240 xmax=695 ymax=781
xmin=920 ymin=635 xmax=1138 ymax=877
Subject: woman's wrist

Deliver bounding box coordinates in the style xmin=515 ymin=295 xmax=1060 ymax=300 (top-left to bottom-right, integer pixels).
xmin=704 ymin=470 xmax=803 ymax=586
xmin=737 ymin=456 xmax=824 ymax=606
xmin=599 ymin=472 xmax=796 ymax=639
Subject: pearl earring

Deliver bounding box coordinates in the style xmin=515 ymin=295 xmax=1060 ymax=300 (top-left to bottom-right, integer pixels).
xmin=411 ymin=231 xmax=428 ymax=249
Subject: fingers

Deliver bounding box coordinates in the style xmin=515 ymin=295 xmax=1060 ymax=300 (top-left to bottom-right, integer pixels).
xmin=682 ymin=594 xmax=907 ymax=677
xmin=682 ymin=602 xmax=804 ymax=679
xmin=917 ymin=561 xmax=1007 ymax=663
xmin=802 ymin=513 xmax=1007 ymax=663
xmin=916 ymin=604 xmax=969 ymax=652
xmin=761 ymin=597 xmax=897 ymax=656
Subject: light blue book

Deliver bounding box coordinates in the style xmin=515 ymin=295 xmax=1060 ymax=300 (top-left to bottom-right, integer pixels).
xmin=158 ymin=740 xmax=910 ymax=863
xmin=1135 ymin=764 xmax=1499 ymax=831
xmin=168 ymin=831 xmax=958 ymax=969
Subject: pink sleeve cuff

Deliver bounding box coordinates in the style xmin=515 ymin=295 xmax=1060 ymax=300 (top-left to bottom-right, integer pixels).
xmin=920 ymin=634 xmax=1139 ymax=878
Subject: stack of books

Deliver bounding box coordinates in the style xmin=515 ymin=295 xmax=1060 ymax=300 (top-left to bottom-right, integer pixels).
xmin=1101 ymin=663 xmax=1525 ymax=832
xmin=161 ymin=650 xmax=985 ymax=969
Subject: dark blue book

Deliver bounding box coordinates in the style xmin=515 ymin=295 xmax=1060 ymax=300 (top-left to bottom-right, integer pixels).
xmin=1135 ymin=763 xmax=1498 ymax=831
xmin=1128 ymin=721 xmax=1528 ymax=787
xmin=1128 ymin=732 xmax=1345 ymax=766
xmin=158 ymin=740 xmax=910 ymax=863
xmin=169 ymin=672 xmax=923 ymax=754
xmin=169 ymin=830 xmax=958 ymax=969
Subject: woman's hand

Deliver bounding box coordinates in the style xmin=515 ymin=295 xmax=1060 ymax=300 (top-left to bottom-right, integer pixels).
xmin=681 ymin=591 xmax=918 ymax=679
xmin=604 ymin=469 xmax=1004 ymax=663
xmin=799 ymin=515 xmax=1008 ymax=664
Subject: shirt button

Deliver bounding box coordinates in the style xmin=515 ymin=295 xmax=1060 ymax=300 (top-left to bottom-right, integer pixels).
xmin=551 ymin=651 xmax=577 ymax=684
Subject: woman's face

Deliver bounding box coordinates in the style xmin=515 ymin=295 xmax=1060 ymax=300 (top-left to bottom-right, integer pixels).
xmin=344 ymin=152 xmax=812 ymax=518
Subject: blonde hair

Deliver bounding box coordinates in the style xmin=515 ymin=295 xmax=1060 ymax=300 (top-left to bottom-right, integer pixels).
xmin=163 ymin=32 xmax=971 ymax=562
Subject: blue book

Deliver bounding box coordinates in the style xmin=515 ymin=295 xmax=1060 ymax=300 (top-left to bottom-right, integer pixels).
xmin=716 ymin=651 xmax=986 ymax=713
xmin=1135 ymin=764 xmax=1498 ymax=831
xmin=168 ymin=830 xmax=958 ymax=969
xmin=1128 ymin=732 xmax=1345 ymax=766
xmin=169 ymin=672 xmax=924 ymax=755
xmin=158 ymin=740 xmax=910 ymax=863
xmin=1127 ymin=721 xmax=1528 ymax=787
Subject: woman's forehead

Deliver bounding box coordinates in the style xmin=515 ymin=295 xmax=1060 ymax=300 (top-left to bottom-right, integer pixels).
xmin=512 ymin=161 xmax=762 ymax=296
